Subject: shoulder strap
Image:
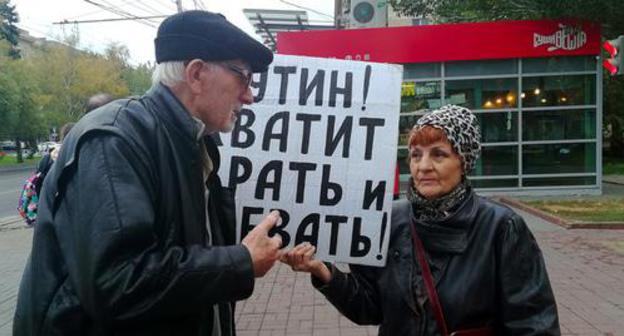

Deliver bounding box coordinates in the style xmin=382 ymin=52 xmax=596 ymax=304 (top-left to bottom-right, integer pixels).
xmin=410 ymin=221 xmax=449 ymax=336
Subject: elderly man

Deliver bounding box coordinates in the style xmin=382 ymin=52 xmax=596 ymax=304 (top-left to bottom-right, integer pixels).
xmin=14 ymin=11 xmax=282 ymax=335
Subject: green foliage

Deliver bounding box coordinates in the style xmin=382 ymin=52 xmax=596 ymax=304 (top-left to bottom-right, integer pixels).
xmin=603 ymin=157 xmax=624 ymax=175
xmin=27 ymin=43 xmax=130 ymax=126
xmin=390 ymin=0 xmax=622 ymax=33
xmin=390 ymin=0 xmax=624 ymax=158
xmin=123 ymin=62 xmax=154 ymax=96
xmin=0 ymin=41 xmax=44 ymax=162
xmin=104 ymin=42 xmax=153 ymax=96
xmin=1 ymin=2 xmax=154 ymax=156
xmin=527 ymin=199 xmax=624 ymax=222
xmin=0 ymin=0 xmax=20 ymax=58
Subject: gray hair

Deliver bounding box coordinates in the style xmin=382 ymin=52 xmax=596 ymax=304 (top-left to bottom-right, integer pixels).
xmin=152 ymin=61 xmax=186 ymax=87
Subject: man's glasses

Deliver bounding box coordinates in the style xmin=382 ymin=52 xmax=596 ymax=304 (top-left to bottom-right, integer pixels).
xmin=219 ymin=62 xmax=253 ymax=88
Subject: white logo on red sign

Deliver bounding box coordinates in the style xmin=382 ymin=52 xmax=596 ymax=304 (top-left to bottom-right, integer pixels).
xmin=533 ymin=24 xmax=587 ymax=52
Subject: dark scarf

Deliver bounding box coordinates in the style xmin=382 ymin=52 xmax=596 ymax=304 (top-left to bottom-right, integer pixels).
xmin=406 ymin=177 xmax=469 ymax=222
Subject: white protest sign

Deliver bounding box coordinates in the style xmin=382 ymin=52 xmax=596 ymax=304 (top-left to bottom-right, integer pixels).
xmin=217 ymin=54 xmax=402 ymax=266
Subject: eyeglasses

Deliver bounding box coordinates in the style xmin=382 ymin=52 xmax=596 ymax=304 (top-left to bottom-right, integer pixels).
xmin=219 ymin=62 xmax=253 ymax=88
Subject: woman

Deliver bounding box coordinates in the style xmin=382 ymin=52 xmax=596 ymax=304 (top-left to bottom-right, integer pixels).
xmin=281 ymin=105 xmax=560 ymax=335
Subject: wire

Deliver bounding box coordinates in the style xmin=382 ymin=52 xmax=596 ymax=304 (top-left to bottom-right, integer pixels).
xmin=278 ymin=0 xmax=334 ymax=19
xmin=131 ymin=0 xmax=168 ymax=15
xmin=63 ymin=8 xmax=110 ymax=20
xmin=151 ymin=0 xmax=177 ymax=13
xmin=83 ymin=0 xmax=158 ymax=27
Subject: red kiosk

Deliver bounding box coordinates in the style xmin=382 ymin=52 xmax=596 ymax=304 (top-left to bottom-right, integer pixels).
xmin=277 ymin=20 xmax=603 ymax=195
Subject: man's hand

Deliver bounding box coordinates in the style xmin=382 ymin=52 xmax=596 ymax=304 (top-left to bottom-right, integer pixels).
xmin=280 ymin=242 xmax=331 ymax=284
xmin=241 ymin=210 xmax=283 ymax=277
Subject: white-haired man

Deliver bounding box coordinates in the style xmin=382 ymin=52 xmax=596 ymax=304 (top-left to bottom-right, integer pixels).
xmin=14 ymin=10 xmax=281 ymax=335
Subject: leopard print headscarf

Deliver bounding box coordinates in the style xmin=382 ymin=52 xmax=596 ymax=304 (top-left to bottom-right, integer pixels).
xmin=413 ymin=105 xmax=481 ymax=173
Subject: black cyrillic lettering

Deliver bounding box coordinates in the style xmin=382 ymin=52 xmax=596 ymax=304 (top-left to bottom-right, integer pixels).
xmin=325 ymin=116 xmax=352 ymax=158
xmin=228 ymin=156 xmax=252 ymax=189
xmin=262 ymin=111 xmax=289 ymax=153
xmin=252 ymin=71 xmax=268 ymax=103
xmin=295 ymin=213 xmax=320 ymax=246
xmin=231 ymin=109 xmax=256 ymax=148
xmin=289 ymin=162 xmax=317 ymax=203
xmin=299 ymin=68 xmax=325 ymax=106
xmin=363 ymin=180 xmax=386 ymax=211
xmin=295 ymin=113 xmax=322 ymax=154
xmin=359 ymin=117 xmax=385 ymax=160
xmin=274 ymin=66 xmax=297 ymax=104
xmin=255 ymin=161 xmax=283 ymax=201
xmin=270 ymin=208 xmax=290 ymax=247
xmin=326 ymin=215 xmax=348 ymax=256
xmin=320 ymin=165 xmax=342 ymax=206
xmin=329 ymin=70 xmax=352 ymax=108
xmin=350 ymin=217 xmax=371 ymax=257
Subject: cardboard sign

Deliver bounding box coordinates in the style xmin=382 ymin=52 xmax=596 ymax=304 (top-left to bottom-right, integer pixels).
xmin=217 ymin=54 xmax=402 ymax=266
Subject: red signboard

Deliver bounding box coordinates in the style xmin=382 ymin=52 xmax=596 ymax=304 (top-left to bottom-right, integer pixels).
xmin=277 ymin=20 xmax=601 ymax=63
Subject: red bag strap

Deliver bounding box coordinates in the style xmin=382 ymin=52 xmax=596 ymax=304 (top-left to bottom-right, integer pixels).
xmin=410 ymin=221 xmax=449 ymax=336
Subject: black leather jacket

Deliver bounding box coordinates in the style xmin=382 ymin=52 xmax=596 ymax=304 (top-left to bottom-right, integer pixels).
xmin=314 ymin=191 xmax=560 ymax=336
xmin=14 ymin=84 xmax=254 ymax=335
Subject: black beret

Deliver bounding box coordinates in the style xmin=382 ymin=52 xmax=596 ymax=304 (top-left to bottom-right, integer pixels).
xmin=155 ymin=10 xmax=273 ymax=73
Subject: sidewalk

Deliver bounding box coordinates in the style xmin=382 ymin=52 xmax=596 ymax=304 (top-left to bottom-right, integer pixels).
xmin=1 ymin=209 xmax=623 ymax=336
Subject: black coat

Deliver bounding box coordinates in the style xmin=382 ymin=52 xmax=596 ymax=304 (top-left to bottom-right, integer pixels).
xmin=14 ymin=84 xmax=254 ymax=335
xmin=314 ymin=192 xmax=560 ymax=336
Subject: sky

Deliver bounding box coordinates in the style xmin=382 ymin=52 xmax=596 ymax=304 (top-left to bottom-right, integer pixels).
xmin=12 ymin=0 xmax=335 ymax=65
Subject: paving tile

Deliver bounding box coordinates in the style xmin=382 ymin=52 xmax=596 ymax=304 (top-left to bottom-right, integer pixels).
xmin=1 ymin=207 xmax=623 ymax=336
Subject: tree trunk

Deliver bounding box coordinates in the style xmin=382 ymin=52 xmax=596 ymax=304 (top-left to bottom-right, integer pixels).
xmin=15 ymin=137 xmax=23 ymax=163
xmin=27 ymin=139 xmax=37 ymax=159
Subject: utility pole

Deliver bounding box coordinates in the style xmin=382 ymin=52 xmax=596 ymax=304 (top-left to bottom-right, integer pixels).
xmin=175 ymin=0 xmax=183 ymax=13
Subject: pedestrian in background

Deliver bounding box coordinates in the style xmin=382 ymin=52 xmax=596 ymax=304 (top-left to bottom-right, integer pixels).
xmin=282 ymin=105 xmax=560 ymax=335
xmin=14 ymin=10 xmax=281 ymax=336
xmin=85 ymin=92 xmax=114 ymax=114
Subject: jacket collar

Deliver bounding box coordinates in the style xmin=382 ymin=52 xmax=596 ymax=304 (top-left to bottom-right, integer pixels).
xmin=146 ymin=83 xmax=202 ymax=145
xmin=412 ymin=190 xmax=478 ymax=254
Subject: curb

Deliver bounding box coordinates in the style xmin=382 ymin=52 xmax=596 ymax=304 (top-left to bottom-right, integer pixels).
xmin=603 ymin=175 xmax=624 ymax=185
xmin=0 ymin=215 xmax=29 ymax=232
xmin=498 ymin=197 xmax=624 ymax=230
xmin=0 ymin=164 xmax=36 ymax=173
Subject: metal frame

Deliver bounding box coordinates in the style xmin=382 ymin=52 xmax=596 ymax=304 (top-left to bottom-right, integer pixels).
xmin=243 ymin=8 xmax=335 ymax=51
xmin=397 ymin=55 xmax=601 ymax=195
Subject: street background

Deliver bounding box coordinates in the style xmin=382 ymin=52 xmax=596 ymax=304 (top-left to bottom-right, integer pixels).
xmin=1 ymin=167 xmax=623 ymax=336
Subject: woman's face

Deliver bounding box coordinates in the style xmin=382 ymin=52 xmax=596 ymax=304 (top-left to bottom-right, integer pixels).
xmin=409 ymin=140 xmax=463 ymax=199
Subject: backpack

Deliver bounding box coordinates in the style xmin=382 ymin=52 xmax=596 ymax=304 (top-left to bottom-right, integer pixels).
xmin=17 ymin=154 xmax=54 ymax=226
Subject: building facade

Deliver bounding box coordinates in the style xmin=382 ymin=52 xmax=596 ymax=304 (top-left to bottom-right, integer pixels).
xmin=277 ymin=20 xmax=603 ymax=195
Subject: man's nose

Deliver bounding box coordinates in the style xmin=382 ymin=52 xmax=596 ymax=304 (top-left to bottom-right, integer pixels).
xmin=240 ymin=86 xmax=254 ymax=105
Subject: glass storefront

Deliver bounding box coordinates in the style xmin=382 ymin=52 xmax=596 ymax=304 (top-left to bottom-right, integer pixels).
xmin=398 ymin=56 xmax=599 ymax=193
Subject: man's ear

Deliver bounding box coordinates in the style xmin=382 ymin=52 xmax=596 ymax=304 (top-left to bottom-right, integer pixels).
xmin=185 ymin=59 xmax=206 ymax=94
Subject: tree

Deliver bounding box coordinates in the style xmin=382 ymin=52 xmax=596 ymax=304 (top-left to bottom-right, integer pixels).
xmin=123 ymin=62 xmax=153 ymax=96
xmin=0 ymin=0 xmax=20 ymax=59
xmin=27 ymin=39 xmax=130 ymax=129
xmin=0 ymin=41 xmax=44 ymax=163
xmin=104 ymin=42 xmax=153 ymax=96
xmin=390 ymin=0 xmax=624 ymax=157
